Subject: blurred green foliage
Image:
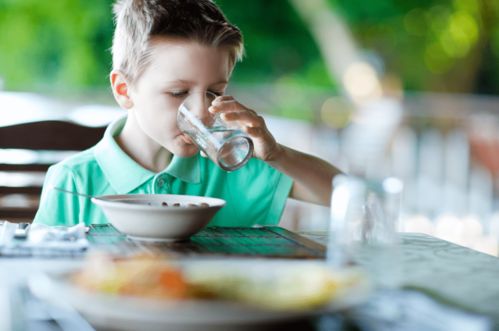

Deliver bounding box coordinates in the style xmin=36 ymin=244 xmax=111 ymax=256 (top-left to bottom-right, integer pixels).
xmin=331 ymin=0 xmax=499 ymax=93
xmin=217 ymin=0 xmax=335 ymax=89
xmin=0 ymin=0 xmax=497 ymax=98
xmin=0 ymin=0 xmax=114 ymax=90
xmin=0 ymin=0 xmax=332 ymax=94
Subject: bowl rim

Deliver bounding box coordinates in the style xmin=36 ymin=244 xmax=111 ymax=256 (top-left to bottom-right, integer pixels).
xmin=91 ymin=194 xmax=226 ymax=211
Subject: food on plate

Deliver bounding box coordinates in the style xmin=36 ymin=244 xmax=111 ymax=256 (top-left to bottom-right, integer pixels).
xmin=71 ymin=253 xmax=364 ymax=310
xmin=141 ymin=201 xmax=210 ymax=207
xmin=72 ymin=253 xmax=206 ymax=299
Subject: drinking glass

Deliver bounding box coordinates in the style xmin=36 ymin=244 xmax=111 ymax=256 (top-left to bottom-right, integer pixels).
xmin=327 ymin=175 xmax=403 ymax=289
xmin=177 ymin=92 xmax=253 ymax=171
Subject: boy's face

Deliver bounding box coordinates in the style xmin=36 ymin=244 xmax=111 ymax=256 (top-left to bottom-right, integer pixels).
xmin=126 ymin=38 xmax=232 ymax=157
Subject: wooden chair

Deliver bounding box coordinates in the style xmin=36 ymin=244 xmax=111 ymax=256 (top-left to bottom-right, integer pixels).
xmin=0 ymin=120 xmax=106 ymax=222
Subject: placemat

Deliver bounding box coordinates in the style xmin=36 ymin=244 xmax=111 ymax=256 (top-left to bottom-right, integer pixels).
xmin=88 ymin=224 xmax=326 ymax=259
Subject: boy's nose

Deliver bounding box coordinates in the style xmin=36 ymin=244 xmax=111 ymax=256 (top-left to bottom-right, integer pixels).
xmin=190 ymin=95 xmax=214 ymax=125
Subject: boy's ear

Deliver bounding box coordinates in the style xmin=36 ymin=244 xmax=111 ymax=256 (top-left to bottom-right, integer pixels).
xmin=110 ymin=70 xmax=134 ymax=109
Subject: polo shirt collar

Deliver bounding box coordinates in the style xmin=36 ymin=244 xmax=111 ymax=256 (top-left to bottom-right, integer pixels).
xmin=164 ymin=154 xmax=201 ymax=184
xmin=94 ymin=117 xmax=201 ymax=193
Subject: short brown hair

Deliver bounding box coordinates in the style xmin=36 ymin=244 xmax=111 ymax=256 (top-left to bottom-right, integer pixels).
xmin=112 ymin=0 xmax=244 ymax=82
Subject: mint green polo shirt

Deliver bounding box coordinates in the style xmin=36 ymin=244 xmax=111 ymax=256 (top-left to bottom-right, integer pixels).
xmin=33 ymin=117 xmax=293 ymax=227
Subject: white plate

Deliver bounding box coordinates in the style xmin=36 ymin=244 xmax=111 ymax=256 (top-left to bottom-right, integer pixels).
xmin=33 ymin=259 xmax=370 ymax=331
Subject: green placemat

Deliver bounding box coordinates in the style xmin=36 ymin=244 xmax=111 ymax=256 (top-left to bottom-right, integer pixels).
xmin=87 ymin=224 xmax=326 ymax=259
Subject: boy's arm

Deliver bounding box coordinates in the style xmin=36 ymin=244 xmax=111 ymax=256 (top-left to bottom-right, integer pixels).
xmin=266 ymin=144 xmax=342 ymax=206
xmin=210 ymin=96 xmax=343 ymax=206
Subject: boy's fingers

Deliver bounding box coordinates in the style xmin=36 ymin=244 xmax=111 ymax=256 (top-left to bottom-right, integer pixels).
xmin=213 ymin=95 xmax=234 ymax=104
xmin=210 ymin=99 xmax=247 ymax=113
xmin=222 ymin=111 xmax=264 ymax=128
xmin=245 ymin=126 xmax=266 ymax=137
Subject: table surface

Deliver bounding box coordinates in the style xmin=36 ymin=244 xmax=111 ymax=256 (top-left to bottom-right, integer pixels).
xmin=1 ymin=227 xmax=498 ymax=330
xmin=303 ymin=231 xmax=499 ymax=322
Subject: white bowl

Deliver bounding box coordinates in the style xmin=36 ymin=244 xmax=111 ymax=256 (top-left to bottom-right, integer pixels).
xmin=92 ymin=194 xmax=225 ymax=242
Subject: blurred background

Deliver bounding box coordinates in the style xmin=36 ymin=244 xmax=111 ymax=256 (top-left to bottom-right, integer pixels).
xmin=1 ymin=0 xmax=499 ymax=254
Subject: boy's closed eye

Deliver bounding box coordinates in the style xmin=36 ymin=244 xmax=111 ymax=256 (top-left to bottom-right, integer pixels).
xmin=210 ymin=90 xmax=224 ymax=97
xmin=167 ymin=91 xmax=188 ymax=98
xmin=166 ymin=90 xmax=224 ymax=98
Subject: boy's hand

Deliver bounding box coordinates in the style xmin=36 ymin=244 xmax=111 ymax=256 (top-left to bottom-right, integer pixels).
xmin=209 ymin=96 xmax=283 ymax=161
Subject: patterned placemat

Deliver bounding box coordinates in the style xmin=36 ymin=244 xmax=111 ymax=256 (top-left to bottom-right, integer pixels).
xmin=88 ymin=224 xmax=326 ymax=259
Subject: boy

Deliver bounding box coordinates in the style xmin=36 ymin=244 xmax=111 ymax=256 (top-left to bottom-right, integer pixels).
xmin=34 ymin=0 xmax=341 ymax=227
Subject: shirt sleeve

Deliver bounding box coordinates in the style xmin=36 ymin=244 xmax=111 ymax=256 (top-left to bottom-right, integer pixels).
xmin=33 ymin=164 xmax=83 ymax=226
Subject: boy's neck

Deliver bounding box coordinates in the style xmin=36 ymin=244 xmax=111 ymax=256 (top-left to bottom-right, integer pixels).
xmin=116 ymin=117 xmax=172 ymax=173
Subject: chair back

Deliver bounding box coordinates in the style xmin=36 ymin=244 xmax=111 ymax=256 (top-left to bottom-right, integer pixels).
xmin=0 ymin=120 xmax=106 ymax=222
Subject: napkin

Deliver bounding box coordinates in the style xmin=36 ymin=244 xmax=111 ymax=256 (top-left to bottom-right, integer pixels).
xmin=0 ymin=221 xmax=88 ymax=257
xmin=27 ymin=223 xmax=88 ymax=249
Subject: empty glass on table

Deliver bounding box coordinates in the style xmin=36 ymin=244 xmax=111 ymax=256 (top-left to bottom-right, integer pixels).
xmin=328 ymin=174 xmax=403 ymax=289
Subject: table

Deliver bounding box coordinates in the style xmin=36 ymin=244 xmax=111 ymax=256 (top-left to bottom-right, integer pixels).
xmin=1 ymin=227 xmax=498 ymax=330
xmin=304 ymin=231 xmax=499 ymax=323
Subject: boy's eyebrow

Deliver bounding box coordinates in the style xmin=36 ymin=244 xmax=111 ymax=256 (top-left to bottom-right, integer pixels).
xmin=163 ymin=79 xmax=228 ymax=85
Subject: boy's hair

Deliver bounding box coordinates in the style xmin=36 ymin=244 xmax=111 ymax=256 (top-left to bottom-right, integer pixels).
xmin=112 ymin=0 xmax=244 ymax=82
